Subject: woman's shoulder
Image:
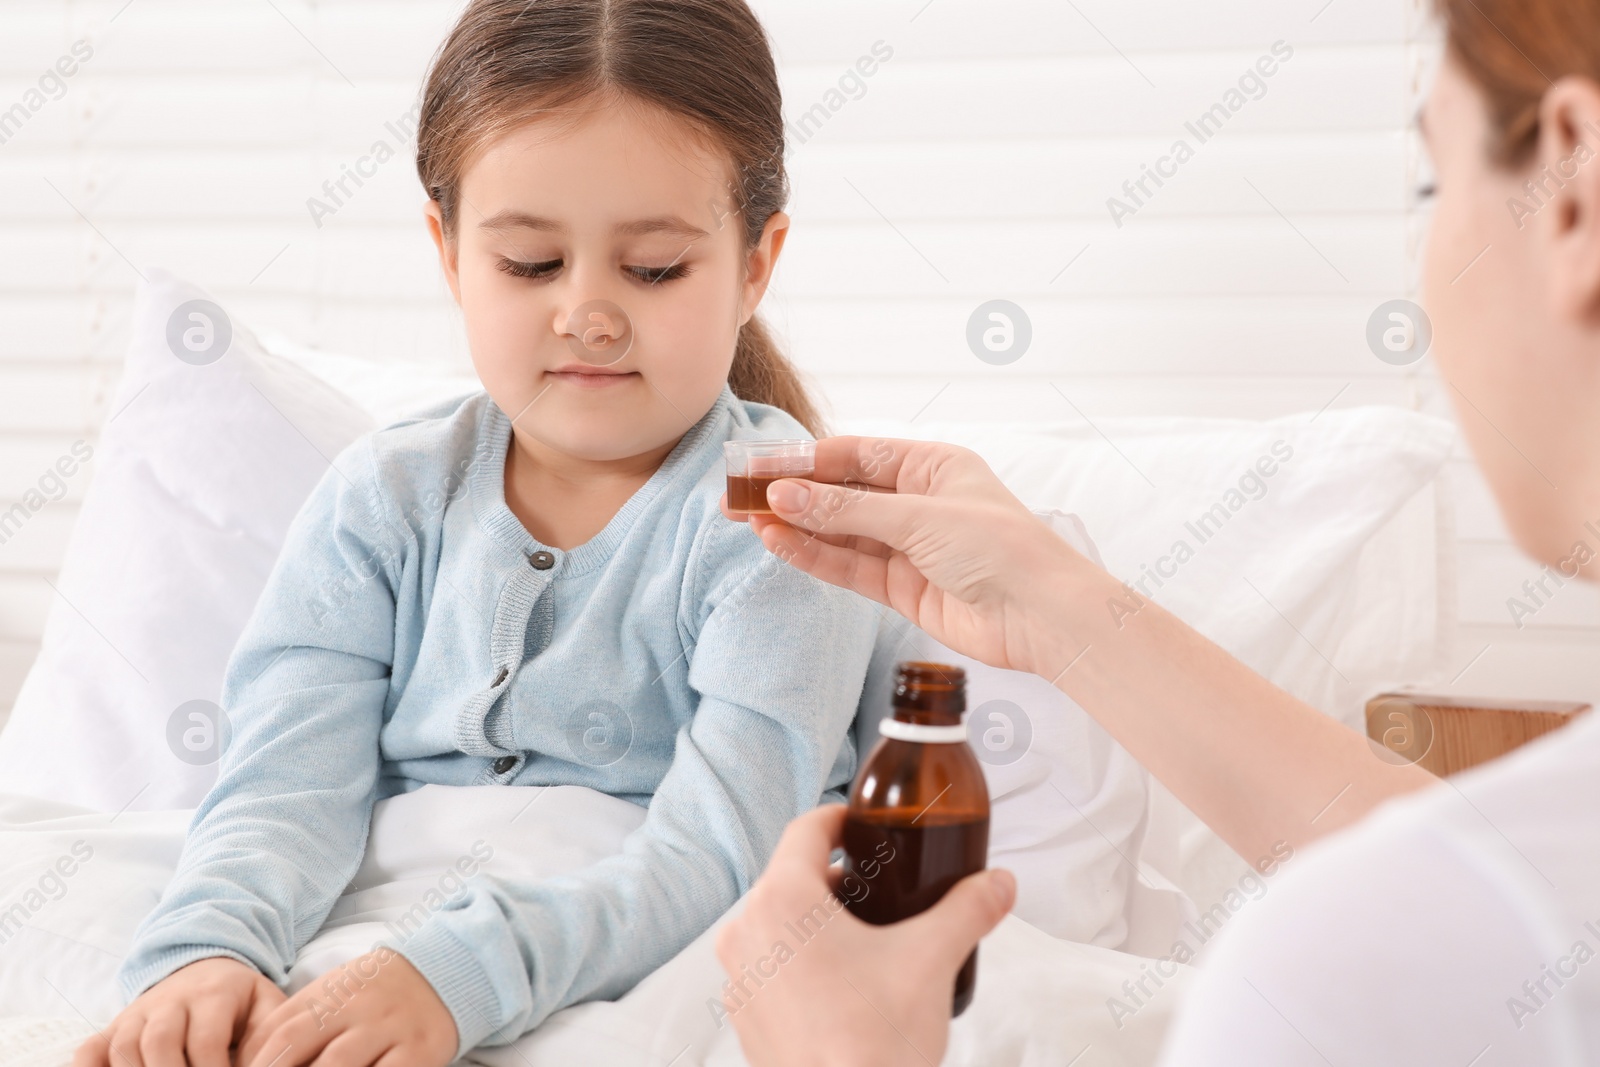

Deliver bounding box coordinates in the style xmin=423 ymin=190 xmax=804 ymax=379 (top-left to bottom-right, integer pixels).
xmin=1164 ymin=717 xmax=1600 ymax=1063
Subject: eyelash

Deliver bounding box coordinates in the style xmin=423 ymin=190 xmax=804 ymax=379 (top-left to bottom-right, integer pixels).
xmin=1416 ymin=183 xmax=1437 ymax=201
xmin=495 ymin=258 xmax=693 ymax=284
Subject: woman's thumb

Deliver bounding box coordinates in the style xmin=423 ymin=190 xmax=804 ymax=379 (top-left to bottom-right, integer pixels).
xmin=908 ymin=868 xmax=1015 ymax=965
xmin=765 ymin=476 xmax=924 ymax=547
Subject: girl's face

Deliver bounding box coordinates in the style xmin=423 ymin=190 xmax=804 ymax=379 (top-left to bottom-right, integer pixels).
xmin=426 ymin=96 xmax=788 ymax=464
xmin=1422 ymin=53 xmax=1600 ymax=575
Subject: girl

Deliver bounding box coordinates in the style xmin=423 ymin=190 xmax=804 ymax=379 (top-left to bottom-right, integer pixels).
xmin=79 ymin=3 xmax=879 ymax=1066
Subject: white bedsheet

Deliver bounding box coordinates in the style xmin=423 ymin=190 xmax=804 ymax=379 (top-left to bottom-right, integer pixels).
xmin=0 ymin=785 xmax=1187 ymax=1065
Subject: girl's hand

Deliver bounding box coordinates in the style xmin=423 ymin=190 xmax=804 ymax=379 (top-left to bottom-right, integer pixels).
xmin=714 ymin=805 xmax=1015 ymax=1067
xmin=720 ymin=436 xmax=1097 ymax=680
xmin=236 ymin=949 xmax=458 ymax=1067
xmin=71 ymin=957 xmax=285 ymax=1067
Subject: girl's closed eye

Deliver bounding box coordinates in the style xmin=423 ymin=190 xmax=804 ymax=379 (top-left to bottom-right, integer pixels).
xmin=626 ymin=262 xmax=693 ymax=284
xmin=495 ymin=257 xmax=694 ymax=284
xmin=498 ymin=257 xmax=563 ymax=280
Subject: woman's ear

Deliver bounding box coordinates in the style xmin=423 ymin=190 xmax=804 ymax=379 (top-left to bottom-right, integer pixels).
xmin=424 ymin=199 xmax=464 ymax=305
xmin=739 ymin=210 xmax=791 ymax=326
xmin=1535 ymin=77 xmax=1600 ymax=318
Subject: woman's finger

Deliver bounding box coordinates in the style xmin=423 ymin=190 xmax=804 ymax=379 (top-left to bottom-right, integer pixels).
xmin=899 ymin=868 xmax=1016 ymax=973
xmin=752 ymin=520 xmax=899 ymax=608
xmin=805 ymin=436 xmax=915 ymax=490
xmin=760 ymin=476 xmax=930 ymax=548
xmin=747 ymin=513 xmax=894 ymax=559
xmin=768 ymin=803 xmax=849 ymax=884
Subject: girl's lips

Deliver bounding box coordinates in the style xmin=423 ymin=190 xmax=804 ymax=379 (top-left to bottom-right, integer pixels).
xmin=546 ymin=370 xmax=641 ymax=389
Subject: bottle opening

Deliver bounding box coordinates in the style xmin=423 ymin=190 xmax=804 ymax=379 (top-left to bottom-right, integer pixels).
xmin=893 ymin=660 xmax=966 ymax=722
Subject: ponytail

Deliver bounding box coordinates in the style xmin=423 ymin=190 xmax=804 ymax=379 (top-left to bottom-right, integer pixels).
xmin=728 ymin=315 xmax=826 ymax=438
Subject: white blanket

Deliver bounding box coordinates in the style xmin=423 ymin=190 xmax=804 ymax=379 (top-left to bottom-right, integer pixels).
xmin=0 ymin=785 xmax=1187 ymax=1065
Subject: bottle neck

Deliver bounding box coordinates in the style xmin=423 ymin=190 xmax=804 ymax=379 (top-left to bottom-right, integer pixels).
xmin=888 ymin=661 xmax=967 ymax=739
xmin=879 ymin=716 xmax=968 ymax=744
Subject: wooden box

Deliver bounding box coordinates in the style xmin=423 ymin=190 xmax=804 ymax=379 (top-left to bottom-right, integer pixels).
xmin=1365 ymin=692 xmax=1591 ymax=778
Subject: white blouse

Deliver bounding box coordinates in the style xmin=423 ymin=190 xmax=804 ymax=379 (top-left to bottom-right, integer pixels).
xmin=1159 ymin=707 xmax=1600 ymax=1066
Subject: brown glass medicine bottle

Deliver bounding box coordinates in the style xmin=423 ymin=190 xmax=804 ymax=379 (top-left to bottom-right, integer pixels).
xmin=841 ymin=661 xmax=991 ymax=1017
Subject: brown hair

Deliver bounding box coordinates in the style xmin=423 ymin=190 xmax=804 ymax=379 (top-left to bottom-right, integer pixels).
xmin=1436 ymin=0 xmax=1600 ymax=166
xmin=414 ymin=0 xmax=826 ymax=436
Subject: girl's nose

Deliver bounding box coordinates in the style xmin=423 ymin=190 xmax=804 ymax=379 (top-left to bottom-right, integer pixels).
xmin=560 ymin=298 xmax=634 ymax=367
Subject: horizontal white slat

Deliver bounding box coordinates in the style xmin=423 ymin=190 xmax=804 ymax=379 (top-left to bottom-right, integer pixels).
xmin=771 ymin=295 xmax=1430 ymax=377
xmin=0 ymin=576 xmax=54 ymax=643
xmin=0 ymin=291 xmax=471 ymax=367
xmin=1446 ymin=457 xmax=1514 ymax=544
xmin=0 ymin=504 xmax=83 ymax=572
xmin=813 ymin=374 xmax=1421 ymax=424
xmin=755 ymin=0 xmax=1412 ymax=60
xmin=1457 ymin=542 xmax=1600 ymax=630
xmin=0 ymin=288 xmax=1440 ymax=381
xmin=0 ymin=365 xmax=118 ymax=432
xmin=0 ymin=215 xmax=1408 ymax=299
xmin=780 ymin=47 xmax=1411 ymax=144
xmin=0 ymin=438 xmax=96 ymax=501
xmin=0 ymin=294 xmax=132 ymax=362
xmin=3 ymin=0 xmax=1413 ymax=79
xmin=0 ymin=639 xmax=39 ymax=719
xmin=1442 ymin=625 xmax=1600 ymax=709
xmin=1 ymin=131 xmax=1410 ymax=226
xmin=0 ymin=43 xmax=1411 ymax=154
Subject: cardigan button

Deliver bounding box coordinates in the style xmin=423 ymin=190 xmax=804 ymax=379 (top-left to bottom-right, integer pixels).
xmin=529 ymin=550 xmax=555 ymax=570
xmin=492 ymin=755 xmax=517 ymax=775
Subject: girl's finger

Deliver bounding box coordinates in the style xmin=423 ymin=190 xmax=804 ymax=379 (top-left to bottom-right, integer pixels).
xmin=183 ymin=997 xmax=235 ymax=1067
xmin=138 ymin=1006 xmax=190 ymax=1067
xmin=305 ymin=1026 xmax=392 ymax=1067
xmin=371 ymin=1042 xmax=427 ymax=1067
xmin=244 ymin=1011 xmax=325 ymax=1067
xmin=71 ymin=1023 xmax=128 ymax=1067
xmin=235 ymin=980 xmax=287 ymax=1067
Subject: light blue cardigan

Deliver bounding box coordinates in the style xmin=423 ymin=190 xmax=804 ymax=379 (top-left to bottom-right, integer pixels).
xmin=114 ymin=385 xmax=879 ymax=1059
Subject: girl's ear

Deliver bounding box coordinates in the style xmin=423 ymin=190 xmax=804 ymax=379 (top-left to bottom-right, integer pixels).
xmin=739 ymin=210 xmax=791 ymax=325
xmin=424 ymin=199 xmax=464 ymax=305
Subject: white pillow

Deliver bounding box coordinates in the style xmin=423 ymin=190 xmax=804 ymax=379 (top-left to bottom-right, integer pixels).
xmin=840 ymin=412 xmax=1456 ymax=942
xmin=0 ymin=269 xmax=375 ymax=812
xmin=838 ymin=412 xmax=1457 ymax=731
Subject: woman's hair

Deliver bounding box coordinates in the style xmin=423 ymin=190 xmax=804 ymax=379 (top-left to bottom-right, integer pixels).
xmin=1437 ymin=0 xmax=1600 ymax=166
xmin=414 ymin=0 xmax=826 ymax=436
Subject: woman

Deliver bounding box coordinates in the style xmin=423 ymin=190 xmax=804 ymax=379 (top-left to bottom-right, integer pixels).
xmin=714 ymin=0 xmax=1600 ymax=1062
